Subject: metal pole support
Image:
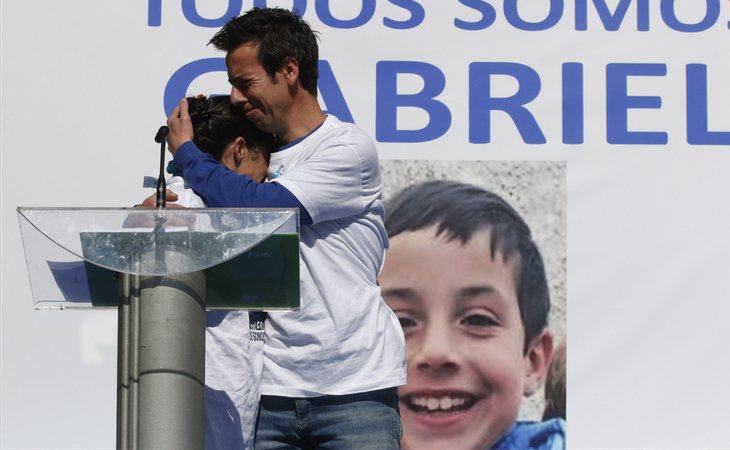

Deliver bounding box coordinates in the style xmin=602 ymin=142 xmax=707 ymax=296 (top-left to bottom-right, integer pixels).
xmin=117 ymin=250 xmax=206 ymax=450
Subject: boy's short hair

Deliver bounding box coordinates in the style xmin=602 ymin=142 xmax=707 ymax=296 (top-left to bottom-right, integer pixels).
xmin=384 ymin=179 xmax=550 ymax=353
xmin=209 ymin=7 xmax=320 ymax=96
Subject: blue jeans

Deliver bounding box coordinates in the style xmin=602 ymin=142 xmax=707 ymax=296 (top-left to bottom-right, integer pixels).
xmin=254 ymin=387 xmax=402 ymax=450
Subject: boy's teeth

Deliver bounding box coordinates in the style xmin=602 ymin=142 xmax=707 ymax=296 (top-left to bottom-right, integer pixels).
xmin=413 ymin=396 xmax=468 ymax=411
xmin=427 ymin=398 xmax=440 ymax=410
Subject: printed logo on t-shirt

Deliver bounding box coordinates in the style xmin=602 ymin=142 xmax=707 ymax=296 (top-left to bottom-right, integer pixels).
xmin=249 ymin=318 xmax=265 ymax=342
xmin=272 ymin=165 xmax=284 ymax=179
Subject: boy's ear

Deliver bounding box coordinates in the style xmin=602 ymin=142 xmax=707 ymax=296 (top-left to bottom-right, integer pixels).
xmin=523 ymin=328 xmax=554 ymax=397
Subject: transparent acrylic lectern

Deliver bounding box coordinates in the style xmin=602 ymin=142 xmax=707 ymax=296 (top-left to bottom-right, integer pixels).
xmin=17 ymin=207 xmax=300 ymax=450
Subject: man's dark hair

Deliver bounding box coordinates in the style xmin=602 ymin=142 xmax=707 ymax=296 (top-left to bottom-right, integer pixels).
xmin=187 ymin=94 xmax=273 ymax=162
xmin=385 ymin=180 xmax=551 ymax=353
xmin=209 ymin=7 xmax=319 ymax=96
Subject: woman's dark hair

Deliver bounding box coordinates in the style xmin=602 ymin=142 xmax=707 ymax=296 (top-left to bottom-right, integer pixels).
xmin=385 ymin=180 xmax=551 ymax=353
xmin=187 ymin=94 xmax=272 ymax=160
xmin=209 ymin=7 xmax=319 ymax=96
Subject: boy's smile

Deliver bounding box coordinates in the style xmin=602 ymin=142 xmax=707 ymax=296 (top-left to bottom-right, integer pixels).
xmin=380 ymin=226 xmax=542 ymax=450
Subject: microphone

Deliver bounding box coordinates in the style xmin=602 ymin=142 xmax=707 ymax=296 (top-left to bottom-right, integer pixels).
xmin=154 ymin=125 xmax=169 ymax=144
xmin=155 ymin=126 xmax=169 ymax=208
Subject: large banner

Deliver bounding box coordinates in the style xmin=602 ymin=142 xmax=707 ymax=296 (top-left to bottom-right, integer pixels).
xmin=2 ymin=1 xmax=728 ymax=448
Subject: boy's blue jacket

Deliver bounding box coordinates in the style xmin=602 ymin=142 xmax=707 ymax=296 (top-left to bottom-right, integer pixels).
xmin=491 ymin=418 xmax=566 ymax=450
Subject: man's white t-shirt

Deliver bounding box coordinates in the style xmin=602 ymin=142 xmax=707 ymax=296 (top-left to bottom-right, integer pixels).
xmin=263 ymin=115 xmax=407 ymax=397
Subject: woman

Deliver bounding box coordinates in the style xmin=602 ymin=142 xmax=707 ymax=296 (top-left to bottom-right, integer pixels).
xmin=168 ymin=94 xmax=274 ymax=450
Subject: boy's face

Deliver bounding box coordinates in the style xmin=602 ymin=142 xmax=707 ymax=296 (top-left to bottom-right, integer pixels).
xmin=380 ymin=226 xmax=549 ymax=450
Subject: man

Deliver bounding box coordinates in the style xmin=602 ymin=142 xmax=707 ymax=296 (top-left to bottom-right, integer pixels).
xmin=160 ymin=7 xmax=406 ymax=449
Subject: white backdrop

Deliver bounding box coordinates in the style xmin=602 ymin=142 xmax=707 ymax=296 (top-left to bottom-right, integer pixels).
xmin=2 ymin=1 xmax=729 ymax=448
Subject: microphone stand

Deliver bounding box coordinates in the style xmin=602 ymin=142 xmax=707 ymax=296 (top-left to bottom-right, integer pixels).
xmin=152 ymin=126 xmax=169 ymax=272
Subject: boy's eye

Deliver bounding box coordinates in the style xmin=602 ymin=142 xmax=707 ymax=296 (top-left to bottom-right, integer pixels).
xmin=461 ymin=313 xmax=498 ymax=328
xmin=396 ymin=315 xmax=417 ymax=330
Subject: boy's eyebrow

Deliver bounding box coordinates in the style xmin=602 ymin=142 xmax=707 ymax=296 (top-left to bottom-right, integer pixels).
xmin=454 ymin=285 xmax=505 ymax=304
xmin=380 ymin=287 xmax=419 ymax=302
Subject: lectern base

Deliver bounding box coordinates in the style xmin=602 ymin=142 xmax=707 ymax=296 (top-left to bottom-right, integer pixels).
xmin=117 ymin=250 xmax=205 ymax=450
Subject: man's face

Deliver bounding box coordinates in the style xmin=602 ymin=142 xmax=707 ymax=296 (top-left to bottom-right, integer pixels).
xmin=226 ymin=43 xmax=290 ymax=135
xmin=380 ymin=226 xmax=531 ymax=450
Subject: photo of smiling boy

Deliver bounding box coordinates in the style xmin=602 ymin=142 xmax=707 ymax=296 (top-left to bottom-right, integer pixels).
xmin=380 ymin=179 xmax=566 ymax=450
